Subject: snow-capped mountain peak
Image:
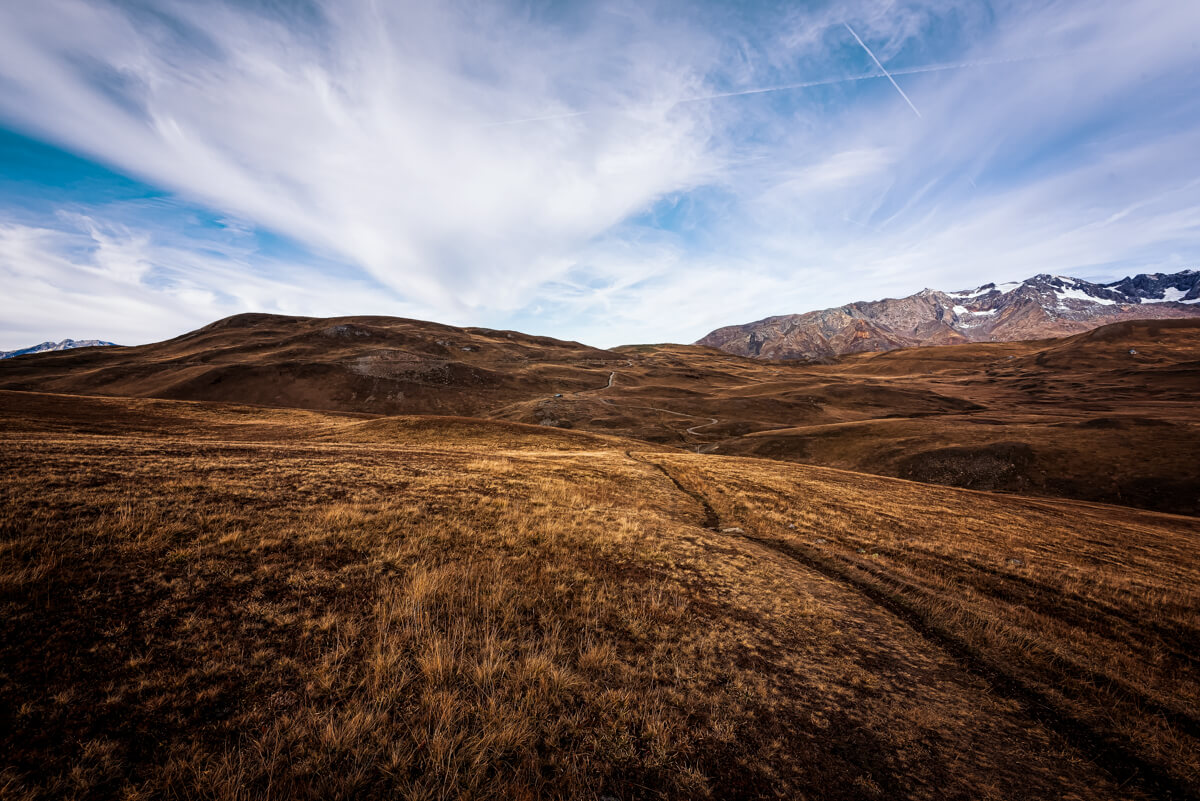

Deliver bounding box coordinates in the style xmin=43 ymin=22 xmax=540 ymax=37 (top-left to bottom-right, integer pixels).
xmin=699 ymin=269 xmax=1200 ymax=360
xmin=1107 ymin=269 xmax=1200 ymax=304
xmin=0 ymin=339 xmax=118 ymax=360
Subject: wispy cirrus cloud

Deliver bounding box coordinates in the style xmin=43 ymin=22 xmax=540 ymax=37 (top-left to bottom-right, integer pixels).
xmin=0 ymin=0 xmax=719 ymax=318
xmin=0 ymin=0 xmax=1197 ymax=348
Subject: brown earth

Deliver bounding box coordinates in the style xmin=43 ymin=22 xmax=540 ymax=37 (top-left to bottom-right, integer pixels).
xmin=2 ymin=391 xmax=1198 ymax=799
xmin=2 ymin=315 xmax=1198 ymax=515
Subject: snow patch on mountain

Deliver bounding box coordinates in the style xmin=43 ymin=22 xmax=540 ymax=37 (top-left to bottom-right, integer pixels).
xmin=1142 ymin=287 xmax=1199 ymax=304
xmin=951 ymin=281 xmax=1020 ymax=299
xmin=1055 ymin=287 xmax=1116 ymax=305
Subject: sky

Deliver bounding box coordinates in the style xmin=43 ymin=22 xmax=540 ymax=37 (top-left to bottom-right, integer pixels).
xmin=0 ymin=0 xmax=1198 ymax=350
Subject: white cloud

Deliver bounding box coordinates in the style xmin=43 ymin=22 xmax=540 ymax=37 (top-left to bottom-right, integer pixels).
xmin=0 ymin=216 xmax=418 ymax=349
xmin=664 ymin=0 xmax=1200 ymax=317
xmin=0 ymin=0 xmax=717 ymax=318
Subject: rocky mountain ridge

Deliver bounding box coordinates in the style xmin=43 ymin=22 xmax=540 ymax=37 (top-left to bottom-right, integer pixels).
xmin=698 ymin=270 xmax=1200 ymax=359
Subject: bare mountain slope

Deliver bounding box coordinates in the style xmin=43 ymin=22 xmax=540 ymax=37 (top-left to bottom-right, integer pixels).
xmin=699 ymin=270 xmax=1200 ymax=359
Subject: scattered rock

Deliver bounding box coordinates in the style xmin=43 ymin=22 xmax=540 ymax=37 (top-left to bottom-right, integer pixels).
xmin=813 ymin=538 xmax=827 ymax=545
xmin=323 ymin=324 xmax=371 ymax=338
xmin=1008 ymin=557 xmax=1025 ymax=567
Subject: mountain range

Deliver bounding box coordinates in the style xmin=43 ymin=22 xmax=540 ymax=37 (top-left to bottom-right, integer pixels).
xmin=698 ymin=269 xmax=1200 ymax=360
xmin=0 ymin=339 xmax=117 ymax=360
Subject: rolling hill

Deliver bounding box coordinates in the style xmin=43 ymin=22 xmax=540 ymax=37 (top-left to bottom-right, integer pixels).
xmin=2 ymin=314 xmax=1197 ymax=514
xmin=0 ymin=313 xmax=621 ymax=416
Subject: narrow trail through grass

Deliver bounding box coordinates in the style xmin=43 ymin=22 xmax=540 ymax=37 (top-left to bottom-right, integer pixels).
xmin=634 ymin=452 xmax=1200 ymax=801
xmin=625 ymin=451 xmax=721 ymax=530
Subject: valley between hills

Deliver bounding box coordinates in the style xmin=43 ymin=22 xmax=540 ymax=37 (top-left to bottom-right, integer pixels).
xmin=1 ymin=312 xmax=1198 ymax=799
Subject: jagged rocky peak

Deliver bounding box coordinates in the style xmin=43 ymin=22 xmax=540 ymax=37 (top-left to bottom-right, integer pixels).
xmin=1107 ymin=269 xmax=1200 ymax=303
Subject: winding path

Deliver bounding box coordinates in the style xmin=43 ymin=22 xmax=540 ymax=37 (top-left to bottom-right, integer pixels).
xmin=569 ymin=370 xmax=615 ymax=397
xmin=562 ymin=369 xmax=723 ymax=446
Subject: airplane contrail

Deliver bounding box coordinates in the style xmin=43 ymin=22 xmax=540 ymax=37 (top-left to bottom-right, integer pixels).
xmin=673 ymin=52 xmax=1052 ymax=106
xmin=480 ymin=74 xmax=862 ymax=127
xmin=843 ymin=22 xmax=922 ymax=118
xmin=479 ymin=68 xmax=894 ymax=128
xmin=482 ymin=50 xmax=1056 ymax=128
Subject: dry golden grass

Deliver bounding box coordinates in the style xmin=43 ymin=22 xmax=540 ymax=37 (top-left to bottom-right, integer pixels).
xmin=0 ymin=391 xmax=1196 ymax=799
xmin=652 ymin=452 xmax=1200 ymax=797
xmin=718 ymin=413 xmax=1200 ymax=513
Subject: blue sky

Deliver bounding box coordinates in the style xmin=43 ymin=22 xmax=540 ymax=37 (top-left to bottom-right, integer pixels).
xmin=0 ymin=0 xmax=1198 ymax=349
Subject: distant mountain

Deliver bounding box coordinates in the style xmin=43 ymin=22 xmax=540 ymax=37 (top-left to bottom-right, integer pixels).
xmin=698 ymin=270 xmax=1200 ymax=360
xmin=0 ymin=339 xmax=118 ymax=360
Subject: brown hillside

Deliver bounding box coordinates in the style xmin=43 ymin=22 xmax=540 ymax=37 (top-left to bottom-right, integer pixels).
xmin=0 ymin=313 xmax=622 ymax=416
